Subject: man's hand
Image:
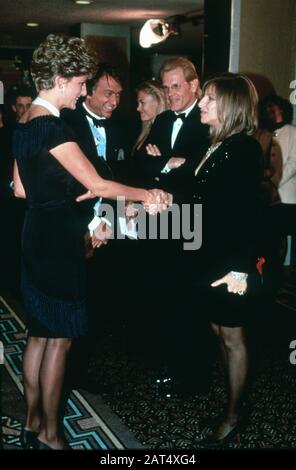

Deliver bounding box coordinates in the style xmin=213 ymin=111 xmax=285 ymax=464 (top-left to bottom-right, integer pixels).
xmin=146 ymin=144 xmax=162 ymax=157
xmin=142 ymin=189 xmax=173 ymax=215
xmin=91 ymin=222 xmax=113 ymax=248
xmin=167 ymin=157 xmax=186 ymax=170
xmin=84 ymin=232 xmax=94 ymax=259
xmin=125 ymin=200 xmax=139 ymax=220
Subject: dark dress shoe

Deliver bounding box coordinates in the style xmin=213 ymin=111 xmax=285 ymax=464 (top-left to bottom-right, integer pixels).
xmin=198 ymin=422 xmax=241 ymax=448
xmin=20 ymin=429 xmax=38 ymax=449
xmin=36 ymin=439 xmax=72 ymax=450
xmin=36 ymin=439 xmax=53 ymax=450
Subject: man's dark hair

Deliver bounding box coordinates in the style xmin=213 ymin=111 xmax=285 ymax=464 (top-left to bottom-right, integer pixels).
xmin=86 ymin=63 xmax=123 ymax=95
xmin=259 ymin=94 xmax=293 ymax=127
xmin=10 ymin=84 xmax=35 ymax=104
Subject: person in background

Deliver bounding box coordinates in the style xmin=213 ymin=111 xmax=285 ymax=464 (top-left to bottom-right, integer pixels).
xmin=143 ymin=57 xmax=209 ymax=395
xmin=0 ymin=87 xmax=35 ymax=297
xmin=116 ymin=80 xmax=168 ymax=358
xmin=13 ymin=33 xmax=170 ymax=450
xmin=62 ymin=63 xmax=137 ymax=393
xmin=258 ymin=95 xmax=296 ymax=274
xmin=11 ymin=86 xmax=35 ymax=121
xmin=0 ymin=104 xmax=13 ymax=293
xmin=130 ymin=58 xmax=210 ymax=398
xmin=62 ymin=62 xmax=128 ymax=183
xmin=0 ymin=105 xmax=10 ymax=195
xmin=2 ymin=85 xmax=35 ymax=180
xmin=132 ymin=79 xmax=167 ymax=155
xmin=137 ymin=57 xmax=209 ymax=189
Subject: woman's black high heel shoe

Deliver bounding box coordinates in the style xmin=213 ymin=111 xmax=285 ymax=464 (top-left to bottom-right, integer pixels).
xmin=36 ymin=438 xmax=72 ymax=450
xmin=198 ymin=421 xmax=241 ymax=448
xmin=19 ymin=429 xmax=38 ymax=449
xmin=36 ymin=439 xmax=53 ymax=450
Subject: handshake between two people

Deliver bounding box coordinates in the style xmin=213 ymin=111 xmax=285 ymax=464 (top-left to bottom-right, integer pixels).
xmin=142 ymin=188 xmax=173 ymax=215
xmin=77 ymin=188 xmax=173 ymax=250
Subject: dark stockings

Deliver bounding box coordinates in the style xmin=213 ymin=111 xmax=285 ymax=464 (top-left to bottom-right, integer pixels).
xmin=211 ymin=323 xmax=248 ymax=438
xmin=23 ymin=336 xmax=72 ymax=449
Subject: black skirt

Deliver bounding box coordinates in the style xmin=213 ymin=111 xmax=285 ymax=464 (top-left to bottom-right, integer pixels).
xmin=21 ymin=204 xmax=87 ymax=338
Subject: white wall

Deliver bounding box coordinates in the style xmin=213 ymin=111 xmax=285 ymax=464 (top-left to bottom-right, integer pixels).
xmin=230 ymin=0 xmax=296 ymax=100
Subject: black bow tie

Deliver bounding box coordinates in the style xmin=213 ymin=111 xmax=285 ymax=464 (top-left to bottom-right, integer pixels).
xmin=84 ymin=110 xmax=107 ymax=128
xmin=91 ymin=116 xmax=107 ymax=128
xmin=173 ymin=113 xmax=186 ymax=122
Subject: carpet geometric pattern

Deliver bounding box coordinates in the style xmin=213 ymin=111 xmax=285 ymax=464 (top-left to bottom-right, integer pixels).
xmin=1 ymin=272 xmax=296 ymax=450
xmin=87 ymin=332 xmax=296 ymax=449
xmin=0 ymin=296 xmax=129 ymax=450
xmin=86 ymin=273 xmax=296 ymax=450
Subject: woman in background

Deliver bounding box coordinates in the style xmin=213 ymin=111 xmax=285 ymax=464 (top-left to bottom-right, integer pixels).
xmin=132 ymin=79 xmax=167 ymax=155
xmin=258 ymin=95 xmax=296 ymax=274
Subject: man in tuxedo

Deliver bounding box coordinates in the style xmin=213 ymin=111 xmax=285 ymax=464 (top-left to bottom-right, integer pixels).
xmin=62 ymin=64 xmax=129 ymax=393
xmin=135 ymin=57 xmax=208 ymax=190
xmin=136 ymin=57 xmax=212 ymax=397
xmin=62 ymin=63 xmax=128 ymax=184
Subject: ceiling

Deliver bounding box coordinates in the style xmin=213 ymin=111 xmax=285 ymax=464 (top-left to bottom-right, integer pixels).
xmin=0 ymin=0 xmax=204 ymax=49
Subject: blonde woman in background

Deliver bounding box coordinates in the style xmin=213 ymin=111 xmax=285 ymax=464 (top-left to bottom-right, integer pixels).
xmin=132 ymin=80 xmax=168 ymax=155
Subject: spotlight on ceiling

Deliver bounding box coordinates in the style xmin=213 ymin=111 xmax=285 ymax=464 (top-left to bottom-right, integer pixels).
xmin=139 ymin=19 xmax=178 ymax=48
xmin=26 ymin=22 xmax=39 ymax=27
xmin=74 ymin=0 xmax=93 ymax=4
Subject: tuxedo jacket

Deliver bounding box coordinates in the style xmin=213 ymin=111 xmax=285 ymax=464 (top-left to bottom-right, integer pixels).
xmin=61 ymin=103 xmax=129 ymax=225
xmin=61 ymin=102 xmax=129 ymax=181
xmin=132 ymin=103 xmax=209 ymax=191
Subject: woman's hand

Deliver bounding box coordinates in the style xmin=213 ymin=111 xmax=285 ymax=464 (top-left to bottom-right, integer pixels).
xmin=211 ymin=271 xmax=248 ymax=295
xmin=76 ymin=189 xmax=96 ymax=202
xmin=142 ymin=189 xmax=173 ymax=215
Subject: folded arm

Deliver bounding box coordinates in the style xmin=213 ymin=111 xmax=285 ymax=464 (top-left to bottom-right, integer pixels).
xmin=13 ymin=161 xmax=26 ymax=198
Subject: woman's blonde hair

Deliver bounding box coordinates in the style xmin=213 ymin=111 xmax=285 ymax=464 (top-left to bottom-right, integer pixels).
xmin=203 ymin=73 xmax=258 ymax=143
xmin=133 ymin=80 xmax=168 ymax=153
xmin=31 ymin=34 xmax=96 ymax=92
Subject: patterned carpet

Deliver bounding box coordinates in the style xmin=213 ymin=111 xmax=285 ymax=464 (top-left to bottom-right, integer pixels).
xmin=1 ymin=272 xmax=296 ymax=450
xmin=87 ymin=325 xmax=296 ymax=449
xmin=86 ymin=273 xmax=296 ymax=450
xmin=0 ymin=296 xmax=141 ymax=450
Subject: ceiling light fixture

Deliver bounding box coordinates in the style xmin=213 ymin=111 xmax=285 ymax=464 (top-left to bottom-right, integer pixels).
xmin=139 ymin=13 xmax=203 ymax=48
xmin=74 ymin=0 xmax=93 ymax=4
xmin=139 ymin=19 xmax=178 ymax=48
xmin=26 ymin=22 xmax=39 ymax=27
